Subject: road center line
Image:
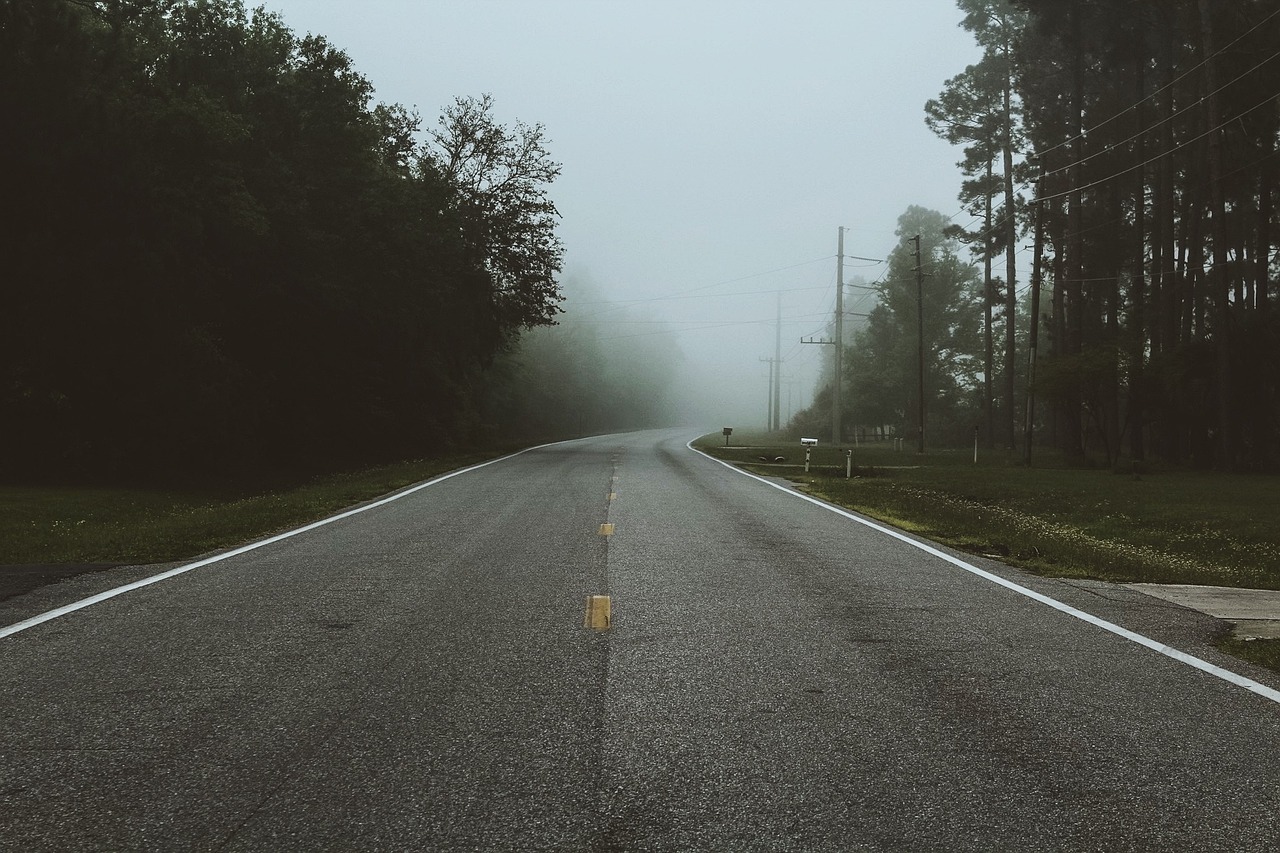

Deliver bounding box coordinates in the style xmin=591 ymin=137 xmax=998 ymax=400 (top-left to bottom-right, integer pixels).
xmin=1 ymin=441 xmax=569 ymax=641
xmin=688 ymin=439 xmax=1280 ymax=706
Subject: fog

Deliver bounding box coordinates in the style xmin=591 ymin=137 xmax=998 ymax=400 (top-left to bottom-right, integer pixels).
xmin=262 ymin=0 xmax=983 ymax=430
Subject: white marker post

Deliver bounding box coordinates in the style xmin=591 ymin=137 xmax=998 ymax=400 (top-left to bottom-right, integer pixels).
xmin=800 ymin=438 xmax=817 ymax=473
xmin=846 ymin=449 xmax=852 ymax=478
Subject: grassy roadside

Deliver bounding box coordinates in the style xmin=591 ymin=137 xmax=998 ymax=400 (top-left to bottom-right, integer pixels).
xmin=1216 ymin=636 xmax=1280 ymax=672
xmin=1 ymin=450 xmax=514 ymax=567
xmin=698 ymin=431 xmax=1280 ymax=673
xmin=695 ymin=431 xmax=1280 ymax=590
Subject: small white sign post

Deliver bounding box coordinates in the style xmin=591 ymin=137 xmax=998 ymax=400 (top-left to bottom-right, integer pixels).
xmin=800 ymin=438 xmax=817 ymax=472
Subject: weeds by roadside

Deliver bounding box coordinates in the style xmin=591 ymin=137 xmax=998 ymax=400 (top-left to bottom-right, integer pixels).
xmin=701 ymin=431 xmax=1280 ymax=675
xmin=1216 ymin=637 xmax=1280 ymax=673
xmin=697 ymin=432 xmax=1280 ymax=590
xmin=1 ymin=451 xmax=507 ymax=566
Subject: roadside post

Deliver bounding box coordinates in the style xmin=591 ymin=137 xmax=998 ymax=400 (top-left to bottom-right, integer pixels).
xmin=722 ymin=426 xmax=733 ymax=447
xmin=973 ymin=425 xmax=979 ymax=464
xmin=801 ymin=438 xmax=817 ymax=472
xmin=846 ymin=449 xmax=852 ymax=478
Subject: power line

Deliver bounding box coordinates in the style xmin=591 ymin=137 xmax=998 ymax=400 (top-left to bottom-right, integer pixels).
xmin=948 ymin=204 xmax=1030 ymax=248
xmin=570 ymin=280 xmax=835 ymax=323
xmin=1040 ymin=45 xmax=1280 ymax=184
xmin=1053 ymin=146 xmax=1280 ymax=242
xmin=935 ymin=15 xmax=1278 ymax=252
xmin=572 ymin=271 xmax=839 ymax=325
xmin=941 ymin=142 xmax=1279 ymax=254
xmin=598 ymin=309 xmax=836 ymax=341
xmin=1037 ymin=91 xmax=1280 ymax=206
xmin=606 ymin=319 xmax=771 ymax=341
xmin=1032 ymin=5 xmax=1280 ymax=163
xmin=575 ymin=255 xmax=834 ymax=309
xmin=922 ymin=12 xmax=1278 ymax=293
xmin=574 ymin=315 xmax=824 ymax=326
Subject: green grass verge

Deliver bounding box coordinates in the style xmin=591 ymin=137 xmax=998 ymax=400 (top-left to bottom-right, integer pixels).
xmin=1216 ymin=637 xmax=1280 ymax=672
xmin=698 ymin=431 xmax=1280 ymax=590
xmin=1 ymin=451 xmax=511 ymax=566
xmin=704 ymin=430 xmax=1280 ymax=676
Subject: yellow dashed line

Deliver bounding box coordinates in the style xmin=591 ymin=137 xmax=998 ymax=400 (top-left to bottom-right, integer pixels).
xmin=599 ymin=523 xmax=615 ymax=536
xmin=608 ymin=492 xmax=617 ymax=502
xmin=584 ymin=595 xmax=611 ymax=630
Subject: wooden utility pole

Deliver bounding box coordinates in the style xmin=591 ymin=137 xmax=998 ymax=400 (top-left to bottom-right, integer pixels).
xmin=833 ymin=227 xmax=845 ymax=444
xmin=911 ymin=234 xmax=925 ymax=453
xmin=759 ymin=356 xmax=778 ymax=431
xmin=773 ymin=292 xmax=782 ymax=431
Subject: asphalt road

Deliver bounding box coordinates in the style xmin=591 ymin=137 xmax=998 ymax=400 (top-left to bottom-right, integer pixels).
xmin=3 ymin=429 xmax=1280 ymax=851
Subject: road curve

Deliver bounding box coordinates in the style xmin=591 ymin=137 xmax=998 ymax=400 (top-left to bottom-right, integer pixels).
xmin=2 ymin=429 xmax=1279 ymax=851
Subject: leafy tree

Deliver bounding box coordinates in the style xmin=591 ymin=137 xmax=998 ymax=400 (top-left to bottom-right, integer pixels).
xmin=0 ymin=1 xmax=569 ymax=480
xmin=845 ymin=207 xmax=985 ymax=446
xmin=926 ymin=0 xmax=1029 ymax=450
xmin=927 ymin=0 xmax=1280 ymax=470
xmin=426 ymin=94 xmax=564 ymax=337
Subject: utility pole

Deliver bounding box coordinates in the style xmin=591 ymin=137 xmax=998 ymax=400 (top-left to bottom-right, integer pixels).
xmin=773 ymin=292 xmax=782 ymax=432
xmin=1023 ymin=157 xmax=1047 ymax=465
xmin=759 ymin=356 xmax=777 ymax=430
xmin=911 ymin=234 xmax=926 ymax=454
xmin=757 ymin=293 xmax=785 ymax=433
xmin=800 ymin=336 xmax=836 ymax=419
xmin=834 ymin=227 xmax=845 ymax=444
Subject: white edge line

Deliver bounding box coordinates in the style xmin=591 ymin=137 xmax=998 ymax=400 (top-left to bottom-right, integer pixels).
xmin=688 ymin=438 xmax=1280 ymax=706
xmin=1 ymin=441 xmax=568 ymax=641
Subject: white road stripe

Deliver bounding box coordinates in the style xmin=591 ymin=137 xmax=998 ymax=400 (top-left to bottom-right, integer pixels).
xmin=1 ymin=442 xmax=566 ymax=641
xmin=689 ymin=439 xmax=1280 ymax=706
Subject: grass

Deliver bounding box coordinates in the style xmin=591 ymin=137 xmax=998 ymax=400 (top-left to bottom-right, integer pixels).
xmin=0 ymin=451 xmax=509 ymax=566
xmin=1217 ymin=637 xmax=1280 ymax=672
xmin=714 ymin=430 xmax=1280 ymax=678
xmin=699 ymin=430 xmax=1280 ymax=590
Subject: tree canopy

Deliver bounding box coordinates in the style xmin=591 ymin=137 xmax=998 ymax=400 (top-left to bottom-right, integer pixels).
xmin=847 ymin=207 xmax=984 ymax=444
xmin=1010 ymin=0 xmax=1280 ymax=469
xmin=797 ymin=0 xmax=1280 ymax=471
xmin=1 ymin=0 xmax=573 ymax=479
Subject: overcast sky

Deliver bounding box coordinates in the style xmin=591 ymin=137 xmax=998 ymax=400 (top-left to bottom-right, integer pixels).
xmin=260 ymin=0 xmax=985 ymax=428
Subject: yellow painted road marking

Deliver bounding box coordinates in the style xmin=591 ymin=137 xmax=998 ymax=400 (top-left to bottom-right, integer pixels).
xmin=584 ymin=595 xmax=611 ymax=630
xmin=608 ymin=492 xmax=617 ymax=502
xmin=599 ymin=523 xmax=615 ymax=536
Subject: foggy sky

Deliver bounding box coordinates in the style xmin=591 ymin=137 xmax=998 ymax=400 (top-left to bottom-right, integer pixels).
xmin=261 ymin=0 xmax=984 ymax=428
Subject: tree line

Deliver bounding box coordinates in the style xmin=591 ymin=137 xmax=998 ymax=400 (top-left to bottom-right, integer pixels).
xmin=1 ymin=0 xmax=669 ymax=481
xmin=799 ymin=0 xmax=1279 ymax=471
